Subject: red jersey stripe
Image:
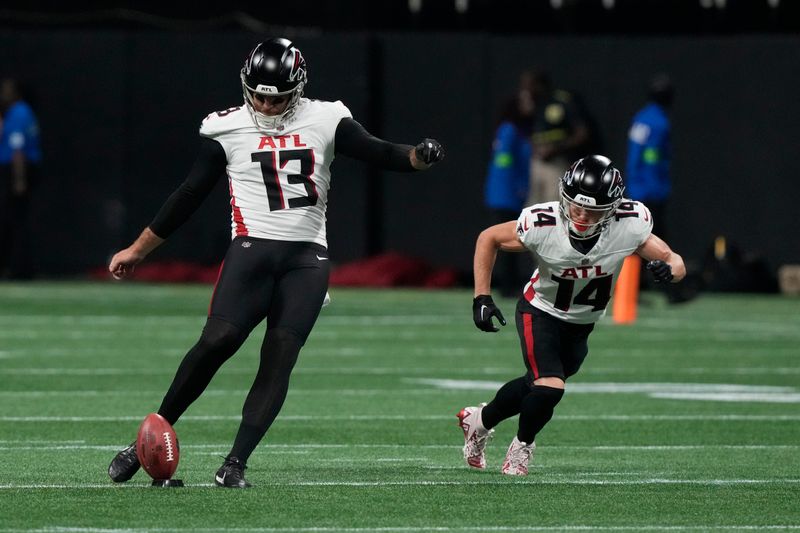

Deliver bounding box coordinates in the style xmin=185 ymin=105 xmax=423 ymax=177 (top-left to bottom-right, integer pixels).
xmin=228 ymin=176 xmax=249 ymax=236
xmin=524 ymin=273 xmax=540 ymax=302
xmin=523 ymin=312 xmax=539 ymax=380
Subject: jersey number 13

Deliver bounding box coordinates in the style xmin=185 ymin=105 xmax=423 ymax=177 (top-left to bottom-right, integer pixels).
xmin=252 ymin=149 xmax=318 ymax=211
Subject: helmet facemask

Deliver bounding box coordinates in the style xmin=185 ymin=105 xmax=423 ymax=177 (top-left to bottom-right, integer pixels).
xmin=241 ymin=73 xmax=304 ymax=132
xmin=559 ymin=182 xmax=620 ymax=240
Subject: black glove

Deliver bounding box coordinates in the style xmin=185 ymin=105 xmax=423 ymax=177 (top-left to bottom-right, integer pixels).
xmin=646 ymin=260 xmax=673 ymax=283
xmin=472 ymin=294 xmax=507 ymax=332
xmin=415 ymin=138 xmax=445 ymax=165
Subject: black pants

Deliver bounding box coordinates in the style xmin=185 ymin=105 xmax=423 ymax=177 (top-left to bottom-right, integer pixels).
xmin=157 ymin=237 xmax=330 ymax=462
xmin=515 ymin=299 xmax=594 ymax=384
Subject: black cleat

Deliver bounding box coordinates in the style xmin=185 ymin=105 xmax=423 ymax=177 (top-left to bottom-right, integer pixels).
xmin=108 ymin=441 xmax=140 ymax=482
xmin=215 ymin=456 xmax=252 ymax=488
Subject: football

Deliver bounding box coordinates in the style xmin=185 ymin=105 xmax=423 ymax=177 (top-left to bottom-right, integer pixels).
xmin=136 ymin=413 xmax=180 ymax=480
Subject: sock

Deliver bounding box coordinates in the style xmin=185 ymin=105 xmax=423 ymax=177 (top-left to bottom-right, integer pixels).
xmin=480 ymin=376 xmax=530 ymax=430
xmin=517 ymin=385 xmax=564 ymax=444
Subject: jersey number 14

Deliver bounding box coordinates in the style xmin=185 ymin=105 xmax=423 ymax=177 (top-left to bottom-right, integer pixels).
xmin=551 ymin=275 xmax=613 ymax=312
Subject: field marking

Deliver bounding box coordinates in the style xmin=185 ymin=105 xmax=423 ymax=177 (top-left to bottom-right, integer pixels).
xmin=0 ymin=443 xmax=798 ymax=452
xmin=2 ymin=312 xmax=798 ymax=330
xmin=3 ymin=413 xmax=800 ymax=423
xmin=588 ymin=366 xmax=800 ymax=375
xmin=409 ymin=379 xmax=798 ymax=393
xmin=408 ymin=379 xmax=800 ymax=403
xmin=651 ymin=392 xmax=800 ymax=403
xmin=3 ymin=363 xmax=800 ymax=377
xmin=8 ymin=526 xmax=800 ymax=532
xmin=2 ymin=479 xmax=800 ymax=491
xmin=0 ymin=387 xmax=447 ymax=396
xmin=3 ymin=414 xmax=800 ymax=423
xmin=0 ymin=314 xmax=465 ymax=326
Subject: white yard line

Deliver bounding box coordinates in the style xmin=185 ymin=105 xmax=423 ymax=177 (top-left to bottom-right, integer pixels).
xmin=2 ymin=414 xmax=800 ymax=422
xmin=0 ymin=443 xmax=797 ymax=451
xmin=2 ymin=479 xmax=800 ymax=491
xmin=8 ymin=526 xmax=800 ymax=533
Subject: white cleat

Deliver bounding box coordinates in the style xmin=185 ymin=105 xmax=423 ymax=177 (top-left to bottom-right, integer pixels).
xmin=456 ymin=403 xmax=494 ymax=469
xmin=501 ymin=436 xmax=535 ymax=476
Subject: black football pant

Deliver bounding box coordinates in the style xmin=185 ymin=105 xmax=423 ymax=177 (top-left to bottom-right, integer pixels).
xmin=157 ymin=237 xmax=330 ymax=463
xmin=480 ymin=300 xmax=590 ymax=444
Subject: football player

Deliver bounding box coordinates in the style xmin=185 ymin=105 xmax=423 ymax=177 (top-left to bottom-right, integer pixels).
xmin=458 ymin=154 xmax=684 ymax=475
xmin=107 ymin=37 xmax=444 ymax=488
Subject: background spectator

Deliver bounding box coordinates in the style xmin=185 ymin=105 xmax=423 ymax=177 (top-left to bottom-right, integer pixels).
xmin=520 ymin=69 xmax=591 ymax=205
xmin=0 ymin=77 xmax=42 ymax=280
xmin=483 ymin=87 xmax=534 ymax=297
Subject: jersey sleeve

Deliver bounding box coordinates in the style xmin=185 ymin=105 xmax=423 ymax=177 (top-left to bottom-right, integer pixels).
xmin=516 ymin=209 xmax=533 ymax=247
xmin=198 ymin=106 xmax=249 ymax=139
xmin=515 ymin=202 xmax=558 ymax=250
xmin=328 ymin=100 xmax=353 ymax=122
xmin=622 ymin=200 xmax=654 ymax=246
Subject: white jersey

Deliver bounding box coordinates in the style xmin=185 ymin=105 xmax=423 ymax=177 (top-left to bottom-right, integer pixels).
xmin=199 ymin=98 xmax=352 ymax=246
xmin=516 ymin=200 xmax=653 ymax=324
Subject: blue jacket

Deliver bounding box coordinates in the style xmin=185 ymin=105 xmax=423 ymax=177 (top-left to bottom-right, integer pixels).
xmin=625 ymin=103 xmax=670 ymax=202
xmin=0 ymin=101 xmax=42 ymax=164
xmin=484 ymin=122 xmax=531 ymax=211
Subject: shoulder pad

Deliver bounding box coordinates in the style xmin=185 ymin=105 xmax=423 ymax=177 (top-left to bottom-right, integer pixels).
xmin=301 ymin=99 xmax=353 ymax=122
xmin=614 ymin=200 xmax=654 ymax=240
xmin=199 ymin=106 xmax=251 ymax=137
xmin=517 ymin=202 xmax=559 ymax=241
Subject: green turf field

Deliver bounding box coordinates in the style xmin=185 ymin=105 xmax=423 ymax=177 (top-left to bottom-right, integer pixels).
xmin=1 ymin=282 xmax=799 ymax=532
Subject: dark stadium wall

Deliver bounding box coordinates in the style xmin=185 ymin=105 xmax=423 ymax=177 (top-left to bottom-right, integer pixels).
xmin=1 ymin=30 xmax=797 ymax=278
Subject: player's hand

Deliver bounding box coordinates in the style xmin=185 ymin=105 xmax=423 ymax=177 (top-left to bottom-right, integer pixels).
xmin=646 ymin=260 xmax=673 ymax=283
xmin=414 ymin=138 xmax=445 ymax=165
xmin=472 ymin=294 xmax=506 ymax=332
xmin=108 ymin=248 xmax=144 ymax=280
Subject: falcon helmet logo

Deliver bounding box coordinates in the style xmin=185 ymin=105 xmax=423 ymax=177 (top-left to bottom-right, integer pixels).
xmin=607 ymin=170 xmax=625 ymax=199
xmin=288 ymin=49 xmax=307 ymax=83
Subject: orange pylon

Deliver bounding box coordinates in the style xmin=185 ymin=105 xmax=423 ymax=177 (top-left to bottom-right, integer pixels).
xmin=612 ymin=254 xmax=641 ymax=324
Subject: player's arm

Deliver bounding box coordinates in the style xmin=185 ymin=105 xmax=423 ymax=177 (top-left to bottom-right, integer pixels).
xmin=636 ymin=233 xmax=686 ymax=283
xmin=474 ymin=221 xmax=526 ymax=296
xmin=472 ymin=221 xmax=524 ymax=332
xmin=334 ymin=118 xmax=444 ymax=171
xmin=109 ymin=137 xmax=226 ymax=280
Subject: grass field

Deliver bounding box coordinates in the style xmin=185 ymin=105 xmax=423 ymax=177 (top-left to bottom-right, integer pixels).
xmin=1 ymin=281 xmax=799 ymax=532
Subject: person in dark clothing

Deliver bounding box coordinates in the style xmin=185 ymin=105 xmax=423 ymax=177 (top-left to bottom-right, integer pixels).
xmin=626 ymin=73 xmax=674 ymax=241
xmin=483 ymin=88 xmax=534 ymax=297
xmin=520 ymin=69 xmax=591 ymax=206
xmin=0 ymin=78 xmax=42 ymax=279
xmin=626 ymin=74 xmax=689 ymax=302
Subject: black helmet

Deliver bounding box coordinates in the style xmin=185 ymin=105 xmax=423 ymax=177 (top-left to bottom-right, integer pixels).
xmin=559 ymin=155 xmax=625 ymax=239
xmin=240 ymin=37 xmax=307 ymax=130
